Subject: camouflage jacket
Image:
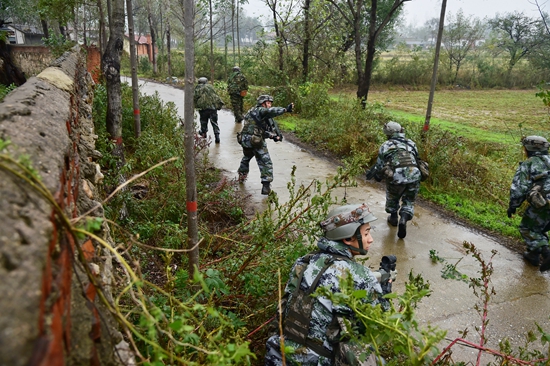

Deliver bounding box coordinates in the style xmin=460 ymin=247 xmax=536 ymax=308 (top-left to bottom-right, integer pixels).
xmin=240 ymin=105 xmax=285 ymax=137
xmin=509 ymin=152 xmax=550 ymax=209
xmin=371 ymin=133 xmax=421 ymax=184
xmin=226 ymin=71 xmax=248 ymax=95
xmin=264 ymin=237 xmax=384 ymax=365
xmin=194 ymin=83 xmax=224 ymax=111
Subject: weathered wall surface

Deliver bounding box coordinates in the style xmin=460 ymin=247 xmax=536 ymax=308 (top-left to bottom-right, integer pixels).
xmin=0 ymin=46 xmax=127 ymax=365
xmin=8 ymin=45 xmax=54 ymax=77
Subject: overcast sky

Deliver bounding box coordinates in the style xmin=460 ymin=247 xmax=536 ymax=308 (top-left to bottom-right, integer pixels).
xmin=242 ymin=0 xmax=544 ymax=27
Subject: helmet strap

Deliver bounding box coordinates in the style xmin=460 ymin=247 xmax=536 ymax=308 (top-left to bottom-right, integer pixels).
xmin=354 ymin=227 xmax=367 ymax=255
xmin=343 ymin=227 xmax=367 ymax=255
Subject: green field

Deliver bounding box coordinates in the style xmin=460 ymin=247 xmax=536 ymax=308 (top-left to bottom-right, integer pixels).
xmin=361 ymin=88 xmax=549 ymax=143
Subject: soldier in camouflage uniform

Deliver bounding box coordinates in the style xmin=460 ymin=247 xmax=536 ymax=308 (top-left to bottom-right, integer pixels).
xmin=226 ymin=66 xmax=249 ymax=123
xmin=194 ymin=77 xmax=224 ymax=143
xmin=264 ymin=203 xmax=387 ymax=366
xmin=237 ymin=94 xmax=293 ymax=195
xmin=365 ymin=122 xmax=421 ymax=239
xmin=508 ymin=135 xmax=550 ymax=272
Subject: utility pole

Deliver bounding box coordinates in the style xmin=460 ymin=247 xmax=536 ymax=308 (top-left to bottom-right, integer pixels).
xmin=424 ymin=0 xmax=447 ymax=132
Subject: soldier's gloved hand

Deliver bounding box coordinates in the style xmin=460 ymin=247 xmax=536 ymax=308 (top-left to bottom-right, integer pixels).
xmin=374 ymin=173 xmax=383 ymax=182
xmin=507 ymin=206 xmax=516 ymax=218
xmin=276 ymin=134 xmax=283 ymax=142
xmin=286 ymin=103 xmax=294 ymax=113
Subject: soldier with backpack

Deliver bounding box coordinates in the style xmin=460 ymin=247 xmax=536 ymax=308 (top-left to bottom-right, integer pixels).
xmin=264 ymin=203 xmax=390 ymax=366
xmin=236 ymin=94 xmax=293 ymax=195
xmin=194 ymin=77 xmax=224 ymax=143
xmin=366 ymin=121 xmax=422 ymax=239
xmin=226 ymin=66 xmax=249 ymax=124
xmin=508 ymin=135 xmax=550 ymax=271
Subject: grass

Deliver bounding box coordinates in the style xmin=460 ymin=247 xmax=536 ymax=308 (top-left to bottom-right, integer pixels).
xmin=366 ymin=88 xmax=550 ymax=139
xmin=275 ymin=85 xmax=550 ymax=244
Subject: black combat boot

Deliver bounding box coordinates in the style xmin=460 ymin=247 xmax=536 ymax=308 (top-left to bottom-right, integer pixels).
xmin=199 ymin=131 xmax=207 ymax=138
xmin=261 ymin=182 xmax=271 ymax=195
xmin=539 ymin=246 xmax=550 ymax=272
xmin=398 ymin=212 xmax=413 ymax=239
xmin=387 ymin=212 xmax=398 ymax=227
xmin=215 ymin=134 xmax=220 ymax=143
xmin=522 ymin=250 xmax=540 ymax=267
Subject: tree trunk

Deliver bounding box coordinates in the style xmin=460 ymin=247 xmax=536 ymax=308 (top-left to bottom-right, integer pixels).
xmin=126 ymin=0 xmax=141 ymax=138
xmin=357 ymin=0 xmax=409 ymax=101
xmin=271 ymin=0 xmax=284 ymax=72
xmin=236 ymin=1 xmax=240 ymax=64
xmin=231 ymin=0 xmax=235 ymax=64
xmin=357 ymin=0 xmax=376 ymax=100
xmin=41 ymin=19 xmax=49 ymax=39
xmin=96 ymin=0 xmax=106 ymax=68
xmin=147 ymin=1 xmax=158 ymax=75
xmin=183 ymin=0 xmax=199 ymax=276
xmin=302 ymin=0 xmax=311 ymax=82
xmin=103 ymin=0 xmax=125 ymax=162
xmin=224 ymin=15 xmax=228 ymax=79
xmin=167 ymin=18 xmax=172 ymax=77
xmin=353 ymin=0 xmax=364 ymax=88
xmin=209 ymin=0 xmax=214 ymax=82
xmin=72 ymin=7 xmax=79 ymax=44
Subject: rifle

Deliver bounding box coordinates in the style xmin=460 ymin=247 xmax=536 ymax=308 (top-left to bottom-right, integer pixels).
xmin=265 ymin=118 xmax=283 ymax=142
xmin=365 ymin=166 xmax=386 ymax=182
xmin=373 ymin=255 xmax=397 ymax=294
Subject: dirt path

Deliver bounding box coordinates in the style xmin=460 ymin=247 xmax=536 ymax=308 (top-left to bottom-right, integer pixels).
xmin=131 ymin=78 xmax=550 ymax=364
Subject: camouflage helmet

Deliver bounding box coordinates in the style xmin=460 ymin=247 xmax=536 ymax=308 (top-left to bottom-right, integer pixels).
xmin=383 ymin=121 xmax=403 ymax=136
xmin=320 ymin=203 xmax=377 ymax=241
xmin=233 ymin=66 xmax=241 ymax=71
xmin=257 ymin=94 xmax=274 ymax=105
xmin=522 ymin=135 xmax=549 ymax=152
xmin=198 ymin=77 xmax=208 ymax=84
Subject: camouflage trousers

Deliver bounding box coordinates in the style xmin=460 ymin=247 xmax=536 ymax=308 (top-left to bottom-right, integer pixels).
xmin=264 ymin=336 xmax=381 ymax=366
xmin=199 ymin=109 xmax=220 ymax=135
xmin=519 ymin=205 xmax=550 ymax=252
xmin=229 ymin=93 xmax=244 ymax=123
xmin=238 ymin=141 xmax=274 ymax=183
xmin=385 ymin=181 xmax=420 ymax=217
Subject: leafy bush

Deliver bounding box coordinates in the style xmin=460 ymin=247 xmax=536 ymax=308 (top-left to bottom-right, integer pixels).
xmin=42 ymin=32 xmax=76 ymax=58
xmin=139 ymin=56 xmax=152 ymax=74
xmin=0 ymin=84 xmax=16 ymax=101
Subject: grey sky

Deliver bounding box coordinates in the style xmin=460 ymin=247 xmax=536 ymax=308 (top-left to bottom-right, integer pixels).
xmin=403 ymin=0 xmax=542 ymax=26
xmin=242 ymin=0 xmax=544 ymax=27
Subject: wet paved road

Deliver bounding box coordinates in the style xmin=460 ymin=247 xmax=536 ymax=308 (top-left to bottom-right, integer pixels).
xmin=126 ymin=78 xmax=550 ymax=363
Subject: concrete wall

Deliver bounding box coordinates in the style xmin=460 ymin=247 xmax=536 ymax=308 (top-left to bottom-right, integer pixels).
xmin=0 ymin=46 xmax=129 ymax=366
xmin=8 ymin=45 xmax=54 ymax=77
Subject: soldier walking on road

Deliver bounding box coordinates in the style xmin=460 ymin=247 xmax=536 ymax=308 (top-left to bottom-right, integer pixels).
xmin=264 ymin=203 xmax=388 ymax=366
xmin=508 ymin=135 xmax=550 ymax=272
xmin=194 ymin=77 xmax=224 ymax=143
xmin=227 ymin=66 xmax=249 ymax=124
xmin=237 ymin=94 xmax=293 ymax=195
xmin=366 ymin=122 xmax=422 ymax=239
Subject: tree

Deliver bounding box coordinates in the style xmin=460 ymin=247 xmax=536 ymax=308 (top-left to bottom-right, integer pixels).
xmin=327 ymin=0 xmax=408 ymax=101
xmin=442 ymin=10 xmax=485 ymax=84
xmin=489 ymin=11 xmax=548 ymax=77
xmin=183 ymin=0 xmax=199 ymax=276
xmin=102 ymin=0 xmax=125 ymax=162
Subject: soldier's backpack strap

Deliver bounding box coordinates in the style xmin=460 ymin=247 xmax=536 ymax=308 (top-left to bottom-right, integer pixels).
xmin=283 ymin=252 xmax=349 ymax=359
xmin=390 ymin=137 xmax=419 ymax=158
xmin=387 ymin=138 xmax=416 ymax=168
